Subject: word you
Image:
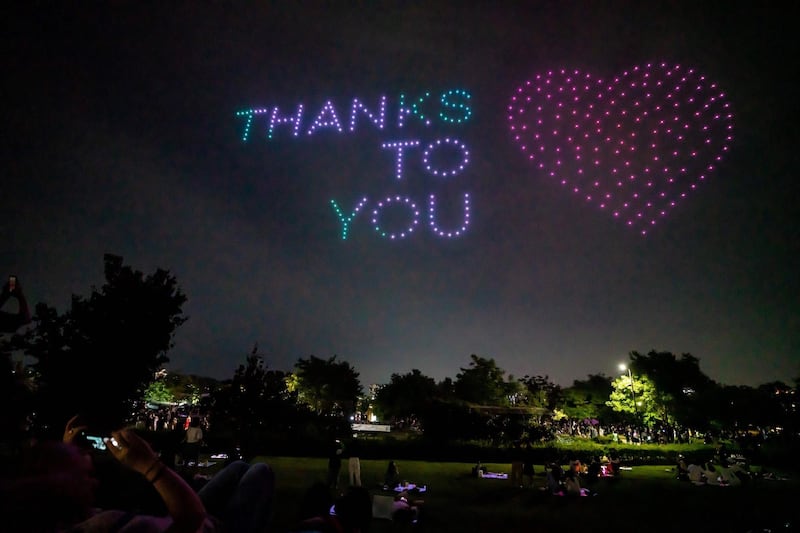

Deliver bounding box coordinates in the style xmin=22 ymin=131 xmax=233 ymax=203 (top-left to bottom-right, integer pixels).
xmin=236 ymin=90 xmax=474 ymax=241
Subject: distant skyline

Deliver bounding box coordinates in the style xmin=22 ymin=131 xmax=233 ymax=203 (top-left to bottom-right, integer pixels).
xmin=2 ymin=2 xmax=797 ymax=388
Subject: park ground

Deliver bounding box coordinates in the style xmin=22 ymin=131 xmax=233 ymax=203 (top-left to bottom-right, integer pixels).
xmin=188 ymin=454 xmax=798 ymax=533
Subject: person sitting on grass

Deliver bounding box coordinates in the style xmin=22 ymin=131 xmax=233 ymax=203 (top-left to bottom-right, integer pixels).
xmin=546 ymin=463 xmax=564 ymax=495
xmin=564 ymin=469 xmax=595 ymax=497
xmin=728 ymin=463 xmax=752 ymax=484
xmin=296 ymin=481 xmax=334 ymax=523
xmin=393 ymin=490 xmax=424 ymax=526
xmin=568 ymin=459 xmax=584 ymax=478
xmin=385 ymin=460 xmax=400 ymax=488
xmin=607 ymin=449 xmax=622 ymax=476
xmin=676 ymin=454 xmax=690 ymax=481
xmin=290 ymin=482 xmax=337 ymax=532
xmin=702 ymin=460 xmax=723 ymax=486
xmin=687 ymin=462 xmax=706 ymax=485
xmin=471 ymin=460 xmax=488 ymax=477
xmin=586 ymin=456 xmax=602 ymax=484
xmin=715 ymin=464 xmax=742 ymax=487
xmin=289 ymin=485 xmax=372 ymax=533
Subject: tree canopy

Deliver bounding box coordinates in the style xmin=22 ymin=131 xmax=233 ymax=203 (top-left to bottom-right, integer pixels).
xmin=290 ymin=354 xmax=362 ymax=416
xmin=454 ymin=354 xmax=520 ymax=407
xmin=558 ymin=373 xmax=613 ymax=421
xmin=17 ymin=253 xmax=187 ymax=432
xmin=373 ymin=368 xmax=439 ymax=425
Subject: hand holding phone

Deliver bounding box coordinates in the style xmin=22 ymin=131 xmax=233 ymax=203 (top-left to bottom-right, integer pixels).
xmin=63 ymin=414 xmax=89 ymax=445
xmin=8 ymin=276 xmax=17 ymax=292
xmin=84 ymin=434 xmax=108 ymax=451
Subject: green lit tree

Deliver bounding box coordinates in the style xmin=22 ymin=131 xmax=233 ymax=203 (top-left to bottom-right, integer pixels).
xmin=163 ymin=372 xmax=218 ymax=406
xmin=606 ymin=373 xmax=662 ymax=426
xmin=144 ymin=379 xmax=176 ymax=405
xmin=628 ymin=350 xmax=716 ymax=429
xmin=558 ymin=373 xmax=615 ymax=421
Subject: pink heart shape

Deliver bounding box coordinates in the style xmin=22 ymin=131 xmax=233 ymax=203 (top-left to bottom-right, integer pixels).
xmin=508 ymin=62 xmax=734 ymax=235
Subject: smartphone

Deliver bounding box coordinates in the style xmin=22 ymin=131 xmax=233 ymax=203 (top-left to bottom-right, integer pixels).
xmin=84 ymin=435 xmax=108 ymax=451
xmin=8 ymin=275 xmax=16 ymax=291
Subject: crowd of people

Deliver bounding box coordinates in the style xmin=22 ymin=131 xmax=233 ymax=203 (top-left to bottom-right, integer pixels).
xmin=549 ymin=418 xmax=707 ymax=445
xmin=0 ymin=405 xmax=764 ymax=533
xmin=675 ymin=447 xmax=754 ymax=487
xmin=280 ymin=446 xmax=426 ymax=531
xmin=541 ymin=455 xmax=621 ymax=497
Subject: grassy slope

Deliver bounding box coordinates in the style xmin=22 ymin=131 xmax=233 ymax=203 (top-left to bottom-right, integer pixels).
xmin=254 ymin=456 xmax=798 ymax=533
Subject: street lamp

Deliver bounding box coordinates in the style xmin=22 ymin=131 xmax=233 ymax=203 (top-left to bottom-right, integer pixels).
xmin=618 ymin=363 xmax=637 ymax=415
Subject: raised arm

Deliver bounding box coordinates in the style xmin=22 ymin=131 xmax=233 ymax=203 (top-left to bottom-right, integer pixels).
xmin=106 ymin=428 xmax=207 ymax=533
xmin=0 ymin=276 xmax=31 ymax=332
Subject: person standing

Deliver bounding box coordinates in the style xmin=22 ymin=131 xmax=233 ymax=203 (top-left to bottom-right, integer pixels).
xmin=327 ymin=439 xmax=343 ymax=489
xmin=522 ymin=444 xmax=536 ymax=488
xmin=347 ymin=438 xmax=361 ymax=487
xmin=183 ymin=417 xmax=203 ymax=468
xmin=510 ymin=444 xmax=524 ymax=488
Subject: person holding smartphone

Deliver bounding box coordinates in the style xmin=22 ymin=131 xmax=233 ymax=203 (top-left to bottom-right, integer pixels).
xmin=5 ymin=415 xmax=210 ymax=532
xmin=0 ymin=275 xmax=31 ymax=333
xmin=3 ymin=415 xmax=276 ymax=532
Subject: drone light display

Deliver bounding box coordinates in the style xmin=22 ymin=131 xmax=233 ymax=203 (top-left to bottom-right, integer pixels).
xmin=235 ymin=63 xmax=734 ymax=241
xmin=508 ymin=62 xmax=734 ymax=235
xmin=237 ymin=90 xmax=474 ymax=241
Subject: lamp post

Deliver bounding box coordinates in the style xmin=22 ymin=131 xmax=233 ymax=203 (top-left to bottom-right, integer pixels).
xmin=618 ymin=363 xmax=637 ymax=416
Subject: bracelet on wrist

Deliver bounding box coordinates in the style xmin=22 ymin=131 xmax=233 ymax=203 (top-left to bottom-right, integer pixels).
xmin=143 ymin=460 xmax=161 ymax=477
xmin=147 ymin=464 xmax=166 ymax=483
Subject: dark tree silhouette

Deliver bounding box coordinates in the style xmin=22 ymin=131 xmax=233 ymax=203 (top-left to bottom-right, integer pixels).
xmin=454 ymin=354 xmax=520 ymax=406
xmin=292 ymin=354 xmax=362 ymax=417
xmin=628 ymin=350 xmax=716 ymax=430
xmin=20 ymin=253 xmax=187 ymax=434
xmin=373 ymin=369 xmax=439 ymax=428
xmin=209 ymin=344 xmax=305 ymax=459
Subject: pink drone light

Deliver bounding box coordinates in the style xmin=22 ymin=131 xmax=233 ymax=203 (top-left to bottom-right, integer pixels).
xmin=508 ymin=62 xmax=734 ymax=235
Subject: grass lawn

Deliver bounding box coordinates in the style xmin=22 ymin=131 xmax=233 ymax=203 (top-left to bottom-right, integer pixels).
xmin=247 ymin=456 xmax=798 ymax=533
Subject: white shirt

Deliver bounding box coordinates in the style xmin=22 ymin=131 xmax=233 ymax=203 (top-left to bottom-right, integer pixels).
xmin=186 ymin=426 xmax=203 ymax=444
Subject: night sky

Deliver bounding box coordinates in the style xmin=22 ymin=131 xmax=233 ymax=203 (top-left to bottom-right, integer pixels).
xmin=2 ymin=2 xmax=797 ymax=388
